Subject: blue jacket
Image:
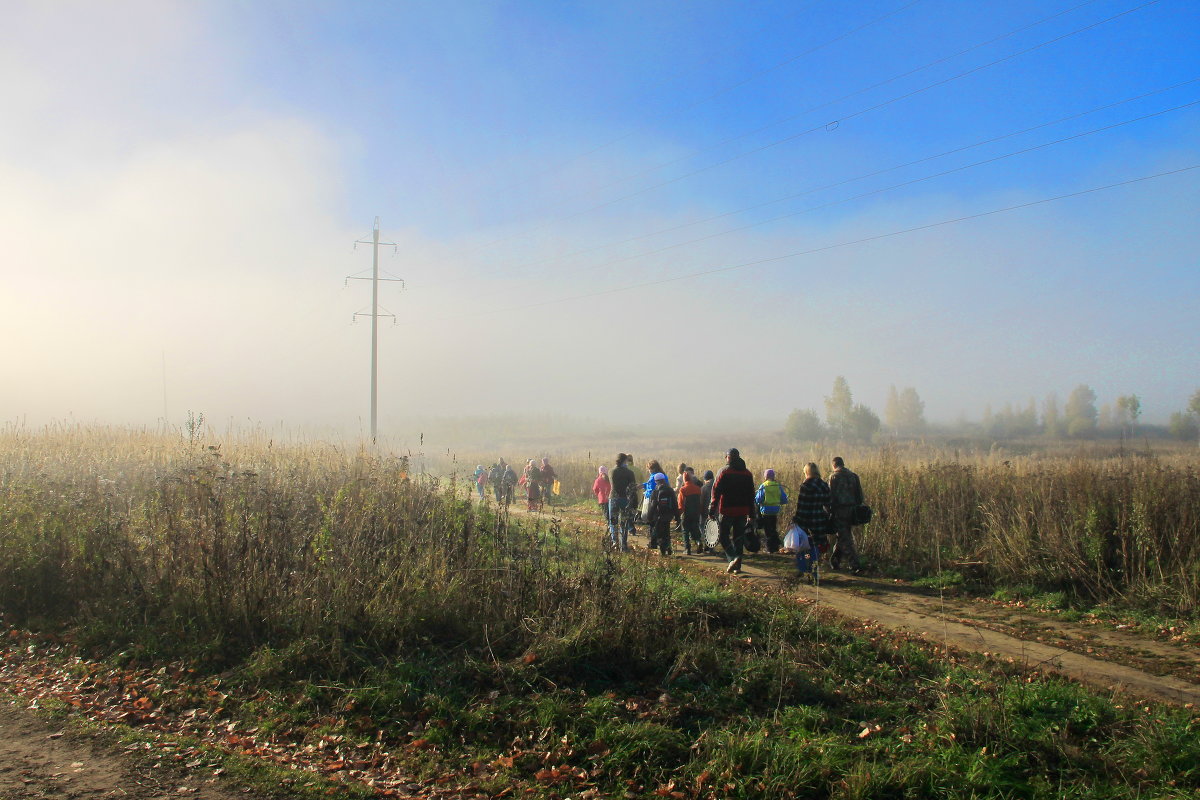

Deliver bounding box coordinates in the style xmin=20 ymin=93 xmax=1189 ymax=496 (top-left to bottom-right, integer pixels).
xmin=755 ymin=481 xmax=789 ymax=515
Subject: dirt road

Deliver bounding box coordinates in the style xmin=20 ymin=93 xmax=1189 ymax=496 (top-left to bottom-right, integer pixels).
xmin=1 ymin=498 xmax=1195 ymax=800
xmin=534 ymin=500 xmax=1200 ymax=707
xmin=0 ymin=701 xmax=248 ymax=800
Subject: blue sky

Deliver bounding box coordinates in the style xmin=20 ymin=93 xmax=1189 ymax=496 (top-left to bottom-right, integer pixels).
xmin=1 ymin=0 xmax=1197 ymax=436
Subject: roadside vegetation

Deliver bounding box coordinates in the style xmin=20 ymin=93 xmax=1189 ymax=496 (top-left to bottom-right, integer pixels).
xmin=1 ymin=426 xmax=1198 ymax=799
xmin=536 ymin=447 xmax=1200 ymax=619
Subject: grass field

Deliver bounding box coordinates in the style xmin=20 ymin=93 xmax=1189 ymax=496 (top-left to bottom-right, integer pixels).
xmin=1 ymin=425 xmax=1198 ymax=799
xmin=457 ymin=443 xmax=1200 ymax=618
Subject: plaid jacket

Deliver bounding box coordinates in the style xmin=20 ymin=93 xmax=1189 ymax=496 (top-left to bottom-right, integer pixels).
xmin=792 ymin=476 xmax=831 ymax=536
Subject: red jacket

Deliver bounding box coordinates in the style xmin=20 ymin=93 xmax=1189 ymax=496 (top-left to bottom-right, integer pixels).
xmin=710 ymin=458 xmax=755 ymax=517
xmin=592 ymin=475 xmax=612 ymax=505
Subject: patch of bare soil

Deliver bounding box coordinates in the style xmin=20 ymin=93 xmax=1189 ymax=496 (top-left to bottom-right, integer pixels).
xmin=0 ymin=701 xmax=249 ymax=800
xmin=533 ymin=501 xmax=1200 ymax=707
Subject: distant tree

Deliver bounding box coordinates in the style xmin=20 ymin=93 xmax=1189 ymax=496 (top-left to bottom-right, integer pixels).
xmin=1114 ymin=395 xmax=1141 ymax=435
xmin=848 ymin=403 xmax=881 ymax=443
xmin=884 ymin=386 xmax=900 ymax=431
xmin=1168 ymin=411 xmax=1199 ymax=442
xmin=1042 ymin=393 xmax=1061 ymax=438
xmin=824 ymin=377 xmax=854 ymax=437
xmin=898 ymin=387 xmax=925 ymax=434
xmin=785 ymin=409 xmax=824 ymax=441
xmin=1189 ymin=389 xmax=1200 ymax=417
xmin=885 ymin=385 xmax=926 ymax=435
xmin=1065 ymin=384 xmax=1098 ymax=438
xmin=981 ymin=404 xmax=994 ymax=434
xmin=1016 ymin=398 xmax=1039 ymax=437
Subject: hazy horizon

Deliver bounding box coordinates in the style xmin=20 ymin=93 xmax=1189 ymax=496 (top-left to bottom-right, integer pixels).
xmin=3 ymin=1 xmax=1197 ymax=437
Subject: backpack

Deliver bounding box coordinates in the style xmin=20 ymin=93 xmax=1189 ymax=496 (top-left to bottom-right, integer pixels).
xmin=760 ymin=481 xmax=783 ymax=507
xmin=654 ymin=487 xmax=676 ymax=519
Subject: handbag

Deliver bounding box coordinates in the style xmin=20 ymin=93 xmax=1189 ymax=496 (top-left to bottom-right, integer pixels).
xmin=853 ymin=503 xmax=873 ymax=526
xmin=743 ymin=520 xmax=761 ymax=553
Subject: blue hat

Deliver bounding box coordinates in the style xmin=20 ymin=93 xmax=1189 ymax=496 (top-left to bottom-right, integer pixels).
xmin=654 ymin=472 xmax=668 ymax=482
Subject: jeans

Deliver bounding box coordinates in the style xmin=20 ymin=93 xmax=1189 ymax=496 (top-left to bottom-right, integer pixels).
xmin=717 ymin=514 xmax=747 ymax=563
xmin=608 ymin=496 xmax=632 ymax=551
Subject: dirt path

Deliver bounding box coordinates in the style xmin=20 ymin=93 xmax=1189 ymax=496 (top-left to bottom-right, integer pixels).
xmin=0 ymin=700 xmax=250 ymax=800
xmin=1 ymin=496 xmax=1195 ymax=800
xmin=531 ymin=500 xmax=1200 ymax=707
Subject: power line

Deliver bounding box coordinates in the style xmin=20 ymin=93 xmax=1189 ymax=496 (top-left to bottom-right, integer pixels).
xmin=449 ymin=164 xmax=1198 ymax=318
xmin=415 ymin=80 xmax=1197 ymax=296
xmin=489 ymin=98 xmax=1200 ymax=288
xmin=462 ymin=0 xmax=1153 ymax=255
xmin=480 ymin=78 xmax=1199 ymax=281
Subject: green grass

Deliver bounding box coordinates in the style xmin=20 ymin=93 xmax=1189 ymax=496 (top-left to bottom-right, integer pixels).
xmin=2 ymin=428 xmax=1199 ymax=799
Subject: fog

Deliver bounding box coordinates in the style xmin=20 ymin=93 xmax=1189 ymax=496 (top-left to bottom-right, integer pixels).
xmin=3 ymin=1 xmax=1198 ymax=441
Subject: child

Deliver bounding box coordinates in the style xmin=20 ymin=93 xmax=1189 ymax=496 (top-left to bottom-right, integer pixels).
xmin=755 ymin=468 xmax=789 ymax=553
xmin=647 ymin=473 xmax=677 ymax=556
xmin=592 ymin=465 xmax=612 ymax=526
xmin=677 ymin=466 xmax=703 ymax=555
xmin=473 ymin=465 xmax=487 ymax=500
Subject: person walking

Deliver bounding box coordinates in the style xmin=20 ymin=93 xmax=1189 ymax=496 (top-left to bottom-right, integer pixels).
xmin=522 ymin=459 xmax=542 ymax=511
xmin=699 ymin=470 xmax=715 ymax=527
xmin=791 ymin=462 xmax=832 ymax=582
xmin=828 ymin=456 xmax=865 ymax=573
xmin=755 ymin=468 xmax=789 ymax=553
xmin=672 ymin=462 xmax=689 ymax=531
xmin=677 ymin=466 xmax=703 ymax=555
xmin=709 ymin=448 xmax=756 ymax=573
xmin=501 ymin=461 xmax=519 ymax=507
xmin=647 ymin=473 xmax=677 ymax=555
xmin=592 ymin=465 xmax=612 ymax=526
xmin=539 ymin=458 xmax=558 ymax=508
xmin=472 ymin=465 xmax=487 ymax=500
xmin=489 ymin=459 xmax=507 ymax=504
xmin=608 ymin=453 xmax=637 ymax=552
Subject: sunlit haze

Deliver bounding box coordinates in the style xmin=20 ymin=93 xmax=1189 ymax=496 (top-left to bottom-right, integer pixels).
xmin=3 ymin=0 xmax=1197 ymax=442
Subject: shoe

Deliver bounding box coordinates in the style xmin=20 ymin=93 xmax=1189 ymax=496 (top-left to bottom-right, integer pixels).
xmin=685 ymin=548 xmax=692 ymax=555
xmin=726 ymin=556 xmax=741 ymax=574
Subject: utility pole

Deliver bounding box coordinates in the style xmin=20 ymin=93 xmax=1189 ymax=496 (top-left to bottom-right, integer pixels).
xmin=347 ymin=217 xmax=402 ymax=444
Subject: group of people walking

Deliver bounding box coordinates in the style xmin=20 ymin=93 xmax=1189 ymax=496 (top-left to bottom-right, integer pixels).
xmin=472 ymin=457 xmax=559 ymax=511
xmin=591 ymin=450 xmax=867 ymax=578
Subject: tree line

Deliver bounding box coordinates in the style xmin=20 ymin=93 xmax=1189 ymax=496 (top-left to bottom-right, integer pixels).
xmin=785 ymin=379 xmax=1200 ymax=443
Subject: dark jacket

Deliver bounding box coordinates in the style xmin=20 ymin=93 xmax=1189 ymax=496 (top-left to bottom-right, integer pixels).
xmin=610 ymin=463 xmax=636 ymax=499
xmin=710 ymin=457 xmax=755 ymax=517
xmin=648 ymin=482 xmax=678 ymax=526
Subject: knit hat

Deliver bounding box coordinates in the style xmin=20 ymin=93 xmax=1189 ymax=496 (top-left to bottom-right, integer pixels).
xmin=654 ymin=472 xmax=668 ymax=482
xmin=764 ymin=469 xmax=775 ymax=480
xmin=598 ymin=465 xmax=608 ymax=476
